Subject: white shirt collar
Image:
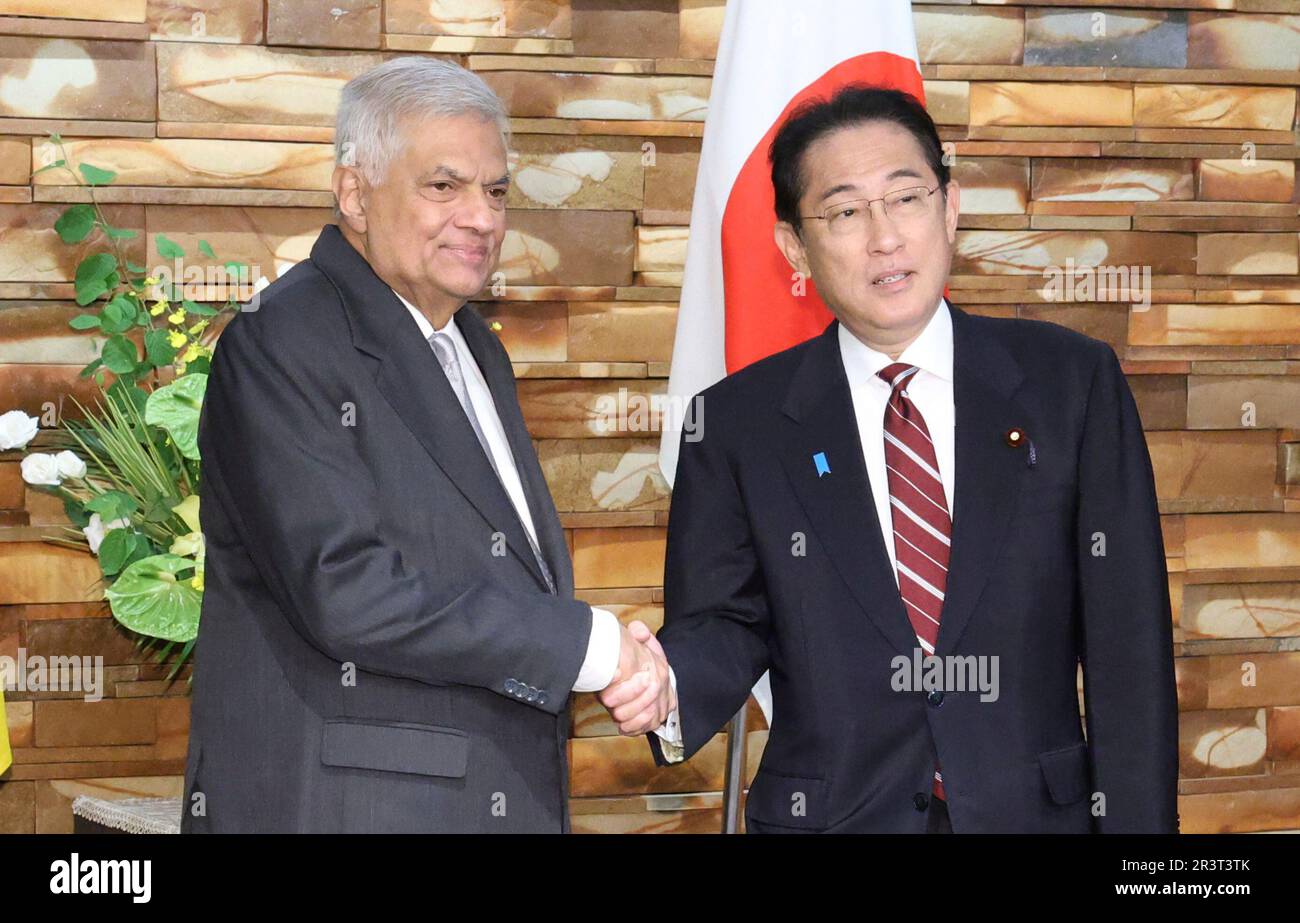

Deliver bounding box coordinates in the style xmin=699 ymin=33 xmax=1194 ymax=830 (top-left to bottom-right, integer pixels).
xmin=392 ymin=288 xmax=457 ymax=340
xmin=837 ymin=297 xmax=953 ymax=386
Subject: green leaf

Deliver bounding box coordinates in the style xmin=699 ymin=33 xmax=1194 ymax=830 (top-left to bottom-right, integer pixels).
xmin=107 ymin=379 xmax=149 ymax=417
xmin=104 ymin=553 xmax=201 ymax=643
xmin=103 ymin=226 xmax=137 ymax=240
xmin=86 ymin=490 xmax=139 ymax=522
xmin=54 ymin=204 xmax=96 ymax=244
xmin=79 ymin=162 xmax=117 ymax=186
xmin=182 ymin=299 xmax=217 ymax=316
xmin=100 ymin=294 xmax=137 ymax=334
xmin=142 ymin=496 xmax=178 ymax=523
xmin=78 ymin=358 xmax=103 ymax=379
xmin=75 ymin=252 xmax=115 ymax=283
xmin=98 ymin=528 xmax=152 ymax=576
xmin=144 ymin=328 xmax=178 ymax=368
xmin=155 ymin=234 xmax=185 ymax=260
xmin=125 ymin=260 xmax=147 ymax=273
xmin=31 ymin=158 xmax=66 ymax=177
xmin=74 ymin=252 xmax=116 ymax=305
xmin=74 ymin=278 xmax=108 ymax=306
xmin=68 ymin=313 xmax=101 ymax=330
xmin=144 ymin=373 xmax=206 ymax=460
xmin=184 ymin=355 xmax=211 ymax=375
xmin=198 ymin=239 xmax=215 ymax=259
xmin=101 ymin=334 xmax=139 ymax=374
xmin=63 ymin=496 xmax=91 ymax=529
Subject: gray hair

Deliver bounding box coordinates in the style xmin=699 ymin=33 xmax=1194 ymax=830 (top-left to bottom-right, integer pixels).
xmin=335 ymin=56 xmax=511 ymax=186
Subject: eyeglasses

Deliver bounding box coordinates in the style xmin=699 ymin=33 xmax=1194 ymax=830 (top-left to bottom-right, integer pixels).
xmin=801 ymin=184 xmax=940 ymax=235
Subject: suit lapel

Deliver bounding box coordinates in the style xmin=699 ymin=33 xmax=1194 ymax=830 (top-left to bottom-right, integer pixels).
xmin=775 ymin=306 xmax=1032 ymax=658
xmin=310 ymin=224 xmax=552 ymax=593
xmin=458 ymin=305 xmax=573 ymax=596
xmin=777 ymin=323 xmax=919 ymax=656
xmin=936 ymin=305 xmax=1030 ymax=655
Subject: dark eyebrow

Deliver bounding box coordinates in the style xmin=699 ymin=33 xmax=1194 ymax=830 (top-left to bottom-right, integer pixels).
xmin=885 ymin=167 xmax=925 ymax=184
xmin=817 ymin=182 xmax=859 ymax=203
xmin=816 ymin=168 xmax=927 ymax=203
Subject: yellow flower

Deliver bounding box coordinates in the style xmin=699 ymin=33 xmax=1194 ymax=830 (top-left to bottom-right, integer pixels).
xmin=168 ymin=330 xmax=187 ymax=348
xmin=167 ymin=309 xmax=185 ymax=325
xmin=171 ymin=495 xmax=200 ymax=533
xmin=143 ymin=276 xmax=159 ymax=286
xmin=149 ymin=301 xmax=167 ymax=316
xmin=190 ymin=572 xmax=204 ymax=592
xmin=187 ymin=319 xmax=209 ymax=335
xmin=170 ymin=530 xmax=205 ymax=559
xmin=182 ymin=343 xmax=201 ymax=363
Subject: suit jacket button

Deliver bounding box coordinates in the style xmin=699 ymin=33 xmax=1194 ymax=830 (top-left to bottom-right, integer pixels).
xmin=927 ymin=690 xmax=944 ymax=707
xmin=913 ymin=793 xmax=930 ymax=812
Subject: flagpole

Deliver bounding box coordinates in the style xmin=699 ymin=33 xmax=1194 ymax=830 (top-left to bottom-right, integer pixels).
xmin=721 ymin=703 xmax=748 ymax=833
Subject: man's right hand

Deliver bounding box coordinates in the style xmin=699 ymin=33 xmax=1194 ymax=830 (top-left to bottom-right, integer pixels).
xmin=611 ymin=620 xmax=655 ymax=686
xmin=599 ymin=620 xmax=674 ymax=735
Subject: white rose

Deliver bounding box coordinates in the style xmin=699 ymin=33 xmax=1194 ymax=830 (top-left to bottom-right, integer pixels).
xmin=21 ymin=452 xmax=62 ymax=486
xmin=54 ymin=450 xmax=86 ymax=480
xmin=0 ymin=410 xmax=39 ymax=451
xmin=83 ymin=513 xmax=131 ymax=555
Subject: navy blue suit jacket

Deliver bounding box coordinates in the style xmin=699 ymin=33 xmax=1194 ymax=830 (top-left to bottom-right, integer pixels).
xmin=649 ymin=305 xmax=1179 ymax=834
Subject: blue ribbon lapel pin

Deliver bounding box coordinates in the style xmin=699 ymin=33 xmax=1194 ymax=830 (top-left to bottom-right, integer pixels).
xmin=812 ymin=452 xmax=830 ymax=478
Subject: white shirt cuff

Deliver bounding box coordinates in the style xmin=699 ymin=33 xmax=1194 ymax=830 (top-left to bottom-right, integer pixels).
xmin=570 ymin=607 xmax=621 ymax=692
xmin=653 ymin=666 xmax=684 ymax=761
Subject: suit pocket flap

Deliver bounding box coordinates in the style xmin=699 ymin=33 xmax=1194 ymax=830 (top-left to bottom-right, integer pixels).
xmin=321 ymin=720 xmax=469 ymax=778
xmin=745 ymin=769 xmax=829 ymax=830
xmin=1038 ymin=741 xmax=1091 ymax=806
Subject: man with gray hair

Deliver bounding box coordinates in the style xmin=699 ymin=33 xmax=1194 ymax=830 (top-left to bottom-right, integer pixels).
xmin=181 ymin=56 xmax=673 ymax=833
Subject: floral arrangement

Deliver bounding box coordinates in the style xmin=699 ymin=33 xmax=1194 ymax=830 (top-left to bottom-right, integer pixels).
xmin=0 ymin=136 xmax=255 ymax=677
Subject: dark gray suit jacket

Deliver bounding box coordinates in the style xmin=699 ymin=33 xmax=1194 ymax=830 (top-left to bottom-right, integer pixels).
xmin=181 ymin=224 xmax=591 ymax=833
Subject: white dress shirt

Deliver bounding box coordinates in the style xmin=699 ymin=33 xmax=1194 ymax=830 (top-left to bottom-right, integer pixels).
xmin=395 ymin=291 xmax=621 ymax=693
xmin=841 ymin=298 xmax=956 ymax=576
xmin=656 ymin=299 xmax=956 ymax=760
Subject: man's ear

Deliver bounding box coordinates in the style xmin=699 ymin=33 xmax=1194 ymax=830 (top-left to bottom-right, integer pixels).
xmin=333 ymin=165 xmax=368 ymax=234
xmin=942 ymin=179 xmax=960 ymax=245
xmin=774 ymin=220 xmax=811 ymax=278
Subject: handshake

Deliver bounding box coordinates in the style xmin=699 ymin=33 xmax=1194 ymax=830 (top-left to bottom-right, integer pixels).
xmin=597 ymin=620 xmax=675 ymax=736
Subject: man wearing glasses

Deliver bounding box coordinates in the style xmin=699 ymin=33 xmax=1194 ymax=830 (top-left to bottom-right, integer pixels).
xmin=601 ymin=86 xmax=1179 ymax=834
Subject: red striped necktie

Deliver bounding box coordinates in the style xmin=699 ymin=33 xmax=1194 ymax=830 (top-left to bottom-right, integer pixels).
xmin=878 ymin=362 xmax=949 ymax=801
